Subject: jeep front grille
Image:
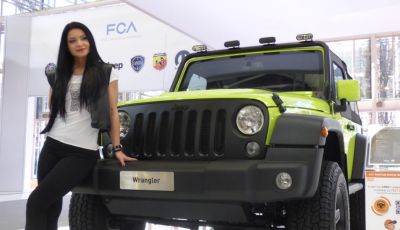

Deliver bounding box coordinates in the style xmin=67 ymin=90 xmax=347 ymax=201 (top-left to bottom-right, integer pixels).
xmin=119 ymin=99 xmax=268 ymax=160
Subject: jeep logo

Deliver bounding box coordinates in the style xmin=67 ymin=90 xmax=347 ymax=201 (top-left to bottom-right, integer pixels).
xmin=171 ymin=104 xmax=189 ymax=111
xmin=106 ymin=22 xmax=137 ymax=35
xmin=112 ymin=63 xmax=123 ymax=70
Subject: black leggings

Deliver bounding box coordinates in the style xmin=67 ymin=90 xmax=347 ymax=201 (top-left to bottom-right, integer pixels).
xmin=25 ymin=137 xmax=98 ymax=230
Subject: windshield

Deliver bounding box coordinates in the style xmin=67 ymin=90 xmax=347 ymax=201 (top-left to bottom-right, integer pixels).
xmin=178 ymin=50 xmax=324 ymax=94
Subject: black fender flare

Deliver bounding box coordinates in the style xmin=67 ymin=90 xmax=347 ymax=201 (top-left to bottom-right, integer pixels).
xmin=270 ymin=113 xmax=344 ymax=151
xmin=351 ymin=133 xmax=367 ymax=180
xmin=267 ymin=114 xmax=346 ymax=197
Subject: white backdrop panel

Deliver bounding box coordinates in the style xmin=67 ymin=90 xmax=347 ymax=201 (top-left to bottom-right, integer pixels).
xmin=126 ymin=0 xmax=400 ymax=49
xmin=29 ymin=3 xmax=199 ymax=95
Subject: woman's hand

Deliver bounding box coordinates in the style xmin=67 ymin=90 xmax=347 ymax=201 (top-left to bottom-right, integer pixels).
xmin=115 ymin=151 xmax=137 ymax=166
xmin=108 ymin=78 xmax=137 ymax=167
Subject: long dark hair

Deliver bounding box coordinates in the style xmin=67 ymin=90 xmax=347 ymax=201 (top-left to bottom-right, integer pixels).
xmin=51 ymin=21 xmax=109 ymax=118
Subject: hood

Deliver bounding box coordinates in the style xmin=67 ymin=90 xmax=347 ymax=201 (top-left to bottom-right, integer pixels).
xmin=119 ymin=89 xmax=330 ymax=113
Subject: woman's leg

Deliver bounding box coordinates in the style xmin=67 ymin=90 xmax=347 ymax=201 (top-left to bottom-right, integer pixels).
xmin=46 ymin=199 xmax=63 ymax=230
xmin=40 ymin=154 xmax=97 ymax=230
xmin=26 ymin=138 xmax=98 ymax=230
xmin=26 ymin=138 xmax=61 ymax=230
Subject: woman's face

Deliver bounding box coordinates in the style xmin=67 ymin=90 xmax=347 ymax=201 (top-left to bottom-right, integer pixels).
xmin=67 ymin=28 xmax=90 ymax=59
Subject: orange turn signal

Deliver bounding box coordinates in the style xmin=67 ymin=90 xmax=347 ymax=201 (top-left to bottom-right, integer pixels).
xmin=320 ymin=127 xmax=329 ymax=138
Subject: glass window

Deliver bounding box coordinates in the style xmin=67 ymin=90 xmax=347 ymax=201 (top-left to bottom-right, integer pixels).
xmin=328 ymin=39 xmax=372 ymax=99
xmin=328 ymin=41 xmax=354 ymax=72
xmin=2 ymin=1 xmax=16 ymax=16
xmin=376 ymin=37 xmax=395 ymax=99
xmin=377 ymin=111 xmax=400 ymax=126
xmin=180 ymin=51 xmax=325 ymax=94
xmin=186 ymin=74 xmax=207 ymax=91
xmin=118 ymin=92 xmax=124 ymax=102
xmin=333 ymin=63 xmax=345 ymax=82
xmin=47 ymin=0 xmax=56 ymax=8
xmin=30 ymin=97 xmax=49 ymax=179
xmin=354 ymin=39 xmax=371 ymax=98
xmin=360 ymin=112 xmax=372 ymax=126
xmin=55 ymin=0 xmax=75 ymax=7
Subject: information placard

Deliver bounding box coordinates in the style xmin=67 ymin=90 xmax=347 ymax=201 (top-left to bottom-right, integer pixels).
xmin=365 ymin=171 xmax=400 ymax=230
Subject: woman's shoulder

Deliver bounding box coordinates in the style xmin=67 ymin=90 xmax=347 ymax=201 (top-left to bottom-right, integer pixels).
xmin=102 ymin=63 xmax=113 ymax=69
xmin=90 ymin=63 xmax=113 ymax=74
xmin=99 ymin=63 xmax=113 ymax=74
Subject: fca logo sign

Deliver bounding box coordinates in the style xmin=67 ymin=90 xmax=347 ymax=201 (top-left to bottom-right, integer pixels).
xmin=106 ymin=22 xmax=137 ymax=35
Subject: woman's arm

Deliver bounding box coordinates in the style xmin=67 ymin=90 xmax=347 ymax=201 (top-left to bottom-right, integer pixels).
xmin=48 ymin=88 xmax=52 ymax=106
xmin=108 ymin=80 xmax=137 ymax=166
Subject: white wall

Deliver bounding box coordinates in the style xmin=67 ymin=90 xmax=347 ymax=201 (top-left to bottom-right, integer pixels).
xmin=0 ymin=15 xmax=31 ymax=192
xmin=29 ymin=3 xmax=200 ymax=96
xmin=125 ymin=0 xmax=400 ymax=48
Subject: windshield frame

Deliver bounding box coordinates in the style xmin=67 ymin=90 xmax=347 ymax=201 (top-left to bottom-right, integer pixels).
xmin=174 ymin=46 xmax=326 ymax=95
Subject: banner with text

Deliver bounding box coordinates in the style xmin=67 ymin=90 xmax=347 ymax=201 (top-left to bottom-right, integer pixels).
xmin=29 ymin=3 xmax=200 ymax=95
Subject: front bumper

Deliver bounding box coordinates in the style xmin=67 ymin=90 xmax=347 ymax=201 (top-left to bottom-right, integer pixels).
xmin=75 ymin=147 xmax=323 ymax=203
xmin=73 ymin=147 xmax=323 ymax=223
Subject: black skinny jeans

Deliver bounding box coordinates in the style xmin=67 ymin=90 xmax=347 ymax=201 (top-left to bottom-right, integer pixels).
xmin=25 ymin=137 xmax=98 ymax=230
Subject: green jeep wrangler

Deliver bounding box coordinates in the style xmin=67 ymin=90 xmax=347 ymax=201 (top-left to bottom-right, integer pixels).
xmin=69 ymin=34 xmax=367 ymax=230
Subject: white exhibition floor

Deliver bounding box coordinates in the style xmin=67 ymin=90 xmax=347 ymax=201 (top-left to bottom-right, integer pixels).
xmin=0 ymin=192 xmax=208 ymax=230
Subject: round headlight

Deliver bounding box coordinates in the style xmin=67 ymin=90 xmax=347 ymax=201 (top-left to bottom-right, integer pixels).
xmin=236 ymin=105 xmax=264 ymax=135
xmin=118 ymin=111 xmax=131 ymax=139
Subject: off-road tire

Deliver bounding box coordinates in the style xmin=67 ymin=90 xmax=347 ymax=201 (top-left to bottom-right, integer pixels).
xmin=69 ymin=193 xmax=114 ymax=230
xmin=69 ymin=193 xmax=146 ymax=230
xmin=286 ymin=161 xmax=350 ymax=230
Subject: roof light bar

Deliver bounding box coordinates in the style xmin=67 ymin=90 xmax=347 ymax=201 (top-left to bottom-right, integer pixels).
xmin=296 ymin=33 xmax=313 ymax=42
xmin=224 ymin=40 xmax=240 ymax=48
xmin=192 ymin=45 xmax=207 ymax=52
xmin=259 ymin=37 xmax=276 ymax=45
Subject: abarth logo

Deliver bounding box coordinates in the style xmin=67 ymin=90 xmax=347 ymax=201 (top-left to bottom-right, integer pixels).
xmin=131 ymin=55 xmax=145 ymax=72
xmin=153 ymin=53 xmax=167 ymax=71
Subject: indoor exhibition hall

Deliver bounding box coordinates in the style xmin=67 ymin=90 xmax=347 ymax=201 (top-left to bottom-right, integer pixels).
xmin=0 ymin=0 xmax=399 ymax=230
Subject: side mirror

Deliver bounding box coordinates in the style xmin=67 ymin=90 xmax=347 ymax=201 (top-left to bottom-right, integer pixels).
xmin=337 ymin=80 xmax=361 ymax=102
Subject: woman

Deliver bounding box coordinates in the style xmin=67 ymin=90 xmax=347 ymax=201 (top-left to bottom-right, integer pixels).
xmin=25 ymin=21 xmax=136 ymax=230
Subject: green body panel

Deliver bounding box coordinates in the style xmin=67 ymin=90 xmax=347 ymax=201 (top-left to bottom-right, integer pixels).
xmin=116 ymin=43 xmax=364 ymax=182
xmin=337 ymin=80 xmax=361 ymax=102
xmin=334 ymin=80 xmax=362 ymax=180
xmin=332 ymin=110 xmax=362 ymax=180
xmin=119 ymin=89 xmax=330 ymax=113
xmin=346 ymin=134 xmax=356 ymax=179
xmin=119 ymin=89 xmax=332 ymax=145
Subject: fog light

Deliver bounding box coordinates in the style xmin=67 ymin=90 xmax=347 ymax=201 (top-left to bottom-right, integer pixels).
xmin=246 ymin=141 xmax=260 ymax=158
xmin=276 ymin=172 xmax=292 ymax=190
